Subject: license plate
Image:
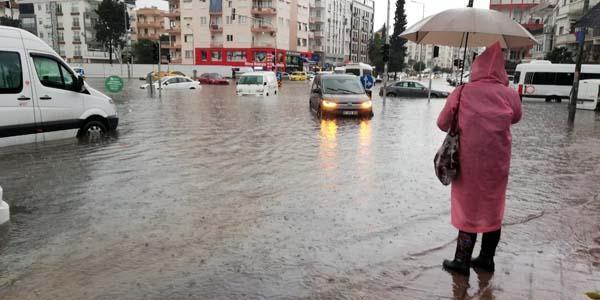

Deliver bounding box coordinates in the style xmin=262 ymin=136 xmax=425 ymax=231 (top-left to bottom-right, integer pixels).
xmin=342 ymin=110 xmax=358 ymax=115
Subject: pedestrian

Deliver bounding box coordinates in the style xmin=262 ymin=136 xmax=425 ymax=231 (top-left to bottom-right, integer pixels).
xmin=436 ymin=42 xmax=522 ymax=276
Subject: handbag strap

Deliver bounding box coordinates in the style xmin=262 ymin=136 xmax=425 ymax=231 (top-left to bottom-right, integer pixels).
xmin=450 ymin=84 xmax=466 ymax=135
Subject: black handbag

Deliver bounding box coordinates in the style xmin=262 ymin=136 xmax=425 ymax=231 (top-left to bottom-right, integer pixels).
xmin=434 ymin=85 xmax=465 ymax=186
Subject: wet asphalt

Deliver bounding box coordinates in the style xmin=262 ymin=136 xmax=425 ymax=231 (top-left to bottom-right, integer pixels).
xmin=0 ymin=78 xmax=598 ymax=299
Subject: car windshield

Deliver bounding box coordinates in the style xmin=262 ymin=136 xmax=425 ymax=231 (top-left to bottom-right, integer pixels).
xmin=345 ymin=68 xmax=360 ymax=76
xmin=292 ymin=72 xmax=303 ymax=75
xmin=322 ymin=77 xmax=364 ymax=94
xmin=239 ymin=75 xmax=263 ymax=85
xmin=209 ymin=73 xmax=221 ymax=79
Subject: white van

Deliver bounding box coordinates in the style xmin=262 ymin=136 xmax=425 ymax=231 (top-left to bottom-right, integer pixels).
xmin=344 ymin=62 xmax=373 ymax=77
xmin=577 ymin=79 xmax=600 ymax=111
xmin=0 ymin=186 xmax=8 ymax=227
xmin=236 ymin=71 xmax=278 ymax=96
xmin=0 ymin=26 xmax=118 ymax=138
xmin=512 ymin=62 xmax=600 ymax=102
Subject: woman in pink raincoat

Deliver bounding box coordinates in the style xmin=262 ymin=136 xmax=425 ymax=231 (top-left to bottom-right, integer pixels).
xmin=437 ymin=42 xmax=522 ymax=276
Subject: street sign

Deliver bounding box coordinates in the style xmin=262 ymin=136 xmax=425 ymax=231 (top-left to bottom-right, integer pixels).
xmin=105 ymin=75 xmax=124 ymax=93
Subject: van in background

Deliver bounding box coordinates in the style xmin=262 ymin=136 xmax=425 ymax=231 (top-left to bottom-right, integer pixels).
xmin=236 ymin=71 xmax=278 ymax=96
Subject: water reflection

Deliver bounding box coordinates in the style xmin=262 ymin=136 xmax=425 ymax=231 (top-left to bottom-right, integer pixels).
xmin=319 ymin=118 xmax=338 ymax=172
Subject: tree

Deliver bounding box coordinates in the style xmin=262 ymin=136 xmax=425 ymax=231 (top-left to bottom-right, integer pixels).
xmin=545 ymin=47 xmax=574 ymax=64
xmin=133 ymin=39 xmax=158 ymax=64
xmin=388 ymin=0 xmax=407 ymax=73
xmin=0 ymin=17 xmax=21 ymax=28
xmin=95 ymin=0 xmax=127 ymax=64
xmin=413 ymin=61 xmax=426 ymax=72
xmin=368 ymin=25 xmax=385 ymax=73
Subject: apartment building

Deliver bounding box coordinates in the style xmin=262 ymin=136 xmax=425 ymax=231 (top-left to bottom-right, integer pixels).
xmin=0 ymin=1 xmax=19 ymax=18
xmin=133 ymin=7 xmax=166 ymax=41
xmin=553 ymin=0 xmax=599 ymax=57
xmin=489 ymin=0 xmax=543 ymax=62
xmin=405 ymin=41 xmax=456 ymax=70
xmin=179 ymin=0 xmax=311 ymax=71
xmin=17 ymin=0 xmax=110 ymax=63
xmin=349 ymin=0 xmax=373 ymax=64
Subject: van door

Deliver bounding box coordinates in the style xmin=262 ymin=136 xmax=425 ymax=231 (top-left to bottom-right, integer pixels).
xmin=0 ymin=49 xmax=37 ymax=137
xmin=28 ymin=53 xmax=83 ymax=132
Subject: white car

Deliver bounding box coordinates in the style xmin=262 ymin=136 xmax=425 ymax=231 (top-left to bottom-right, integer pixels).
xmin=0 ymin=186 xmax=9 ymax=226
xmin=140 ymin=76 xmax=200 ymax=90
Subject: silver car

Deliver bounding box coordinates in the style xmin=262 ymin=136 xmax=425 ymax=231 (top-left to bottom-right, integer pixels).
xmin=309 ymin=74 xmax=373 ymax=117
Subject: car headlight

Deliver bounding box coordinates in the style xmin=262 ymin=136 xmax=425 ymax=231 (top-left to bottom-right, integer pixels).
xmin=322 ymin=100 xmax=337 ymax=109
xmin=361 ymin=101 xmax=372 ymax=109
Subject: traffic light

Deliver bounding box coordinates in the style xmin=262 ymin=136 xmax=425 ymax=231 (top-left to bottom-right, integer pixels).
xmin=382 ymin=43 xmax=389 ymax=62
xmin=453 ymin=58 xmax=464 ymax=68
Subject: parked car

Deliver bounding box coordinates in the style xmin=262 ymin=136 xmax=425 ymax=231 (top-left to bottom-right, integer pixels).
xmin=198 ymin=73 xmax=229 ymax=85
xmin=309 ymin=74 xmax=373 ymax=117
xmin=280 ymin=72 xmax=290 ymax=80
xmin=379 ymin=80 xmax=449 ymax=98
xmin=236 ymin=71 xmax=278 ymax=96
xmin=0 ymin=25 xmax=118 ymax=138
xmin=290 ymin=71 xmax=308 ymax=81
xmin=140 ymin=76 xmax=200 ymax=90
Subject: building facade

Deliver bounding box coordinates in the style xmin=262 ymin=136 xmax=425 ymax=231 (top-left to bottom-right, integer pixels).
xmin=349 ymin=0 xmax=373 ymax=64
xmin=179 ymin=0 xmax=312 ymax=70
xmin=132 ymin=7 xmax=167 ymax=41
xmin=552 ymin=0 xmax=600 ymax=61
xmin=17 ymin=0 xmax=110 ymax=63
xmin=405 ymin=41 xmax=456 ymax=70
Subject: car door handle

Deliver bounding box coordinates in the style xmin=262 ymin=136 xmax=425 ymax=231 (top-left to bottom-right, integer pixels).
xmin=39 ymin=95 xmax=52 ymax=100
xmin=17 ymin=95 xmax=31 ymax=101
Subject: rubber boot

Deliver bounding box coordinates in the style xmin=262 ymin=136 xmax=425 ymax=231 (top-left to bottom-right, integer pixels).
xmin=471 ymin=229 xmax=500 ymax=272
xmin=443 ymin=231 xmax=476 ymax=276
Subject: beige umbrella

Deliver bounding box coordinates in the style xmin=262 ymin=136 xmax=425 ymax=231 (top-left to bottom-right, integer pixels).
xmin=400 ymin=7 xmax=537 ymax=49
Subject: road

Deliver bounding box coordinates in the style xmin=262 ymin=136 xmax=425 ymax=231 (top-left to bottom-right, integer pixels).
xmin=0 ymin=78 xmax=598 ymax=299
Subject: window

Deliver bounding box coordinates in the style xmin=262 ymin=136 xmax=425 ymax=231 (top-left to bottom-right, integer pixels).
xmin=184 ymin=34 xmax=193 ymax=43
xmin=74 ymin=45 xmax=81 ymax=57
xmin=226 ymin=16 xmax=231 ymax=24
xmin=201 ymin=51 xmax=207 ymax=61
xmin=555 ymin=72 xmax=574 ymax=85
xmin=227 ymin=51 xmax=246 ymax=62
xmin=200 ymin=17 xmax=206 ymax=24
xmin=73 ymin=31 xmax=81 ymax=42
xmin=31 ymin=55 xmax=75 ymax=90
xmin=0 ymin=51 xmax=22 ymax=94
xmin=559 ymin=26 xmax=564 ymax=35
xmin=73 ymin=17 xmax=80 ymax=27
xmin=529 ymin=72 xmax=558 ymax=85
xmin=581 ymin=73 xmax=600 ymax=80
xmin=185 ymin=50 xmax=193 ymax=58
xmin=226 ymin=34 xmax=233 ymax=41
xmin=71 ymin=5 xmax=79 ymax=13
xmin=211 ymin=51 xmax=221 ymax=60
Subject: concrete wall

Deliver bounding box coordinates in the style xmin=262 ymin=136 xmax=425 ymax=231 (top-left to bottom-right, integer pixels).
xmin=78 ymin=63 xmax=253 ymax=78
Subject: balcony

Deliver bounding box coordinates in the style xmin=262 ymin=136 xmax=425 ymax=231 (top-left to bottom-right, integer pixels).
xmin=312 ymin=30 xmax=324 ymax=38
xmin=161 ymin=41 xmax=182 ymax=49
xmin=164 ymin=9 xmax=180 ymax=18
xmin=251 ymin=24 xmax=276 ymax=33
xmin=209 ymin=24 xmax=223 ymax=33
xmin=555 ymin=33 xmax=576 ymax=45
xmin=209 ymin=10 xmax=222 ymax=15
xmin=166 ymin=27 xmax=181 ymax=34
xmin=311 ymin=45 xmax=324 ymax=52
xmin=251 ymin=7 xmax=276 ymax=15
xmin=568 ymin=0 xmax=585 ymax=18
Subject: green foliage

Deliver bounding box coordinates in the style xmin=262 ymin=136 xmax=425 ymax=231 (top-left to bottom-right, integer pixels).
xmin=95 ymin=0 xmax=127 ymax=64
xmin=544 ymin=47 xmax=574 ymax=64
xmin=0 ymin=17 xmax=21 ymax=28
xmin=413 ymin=61 xmax=426 ymax=72
xmin=389 ymin=0 xmax=407 ymax=73
xmin=133 ymin=39 xmax=158 ymax=64
xmin=368 ymin=25 xmax=385 ymax=73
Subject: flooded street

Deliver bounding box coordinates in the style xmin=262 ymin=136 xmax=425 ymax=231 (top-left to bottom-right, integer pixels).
xmin=0 ymin=78 xmax=599 ymax=299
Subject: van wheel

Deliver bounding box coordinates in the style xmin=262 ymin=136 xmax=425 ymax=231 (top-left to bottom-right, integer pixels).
xmin=78 ymin=120 xmax=107 ymax=137
xmin=555 ymin=97 xmax=562 ymax=103
xmin=386 ymin=92 xmax=397 ymax=97
xmin=545 ymin=97 xmax=552 ymax=102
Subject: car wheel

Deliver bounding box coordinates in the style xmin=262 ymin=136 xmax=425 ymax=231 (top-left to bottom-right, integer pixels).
xmin=555 ymin=96 xmax=562 ymax=103
xmin=77 ymin=119 xmax=107 ymax=138
xmin=545 ymin=97 xmax=552 ymax=103
xmin=266 ymin=92 xmax=269 ymax=96
xmin=386 ymin=92 xmax=397 ymax=97
xmin=190 ymin=87 xmax=196 ymax=90
xmin=431 ymin=94 xmax=439 ymax=98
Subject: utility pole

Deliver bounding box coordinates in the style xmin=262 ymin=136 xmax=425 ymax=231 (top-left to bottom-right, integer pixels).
xmin=568 ymin=0 xmax=589 ymax=124
xmin=382 ymin=0 xmax=390 ymax=105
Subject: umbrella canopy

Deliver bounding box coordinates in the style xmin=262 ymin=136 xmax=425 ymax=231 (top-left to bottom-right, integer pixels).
xmin=400 ymin=8 xmax=537 ymax=48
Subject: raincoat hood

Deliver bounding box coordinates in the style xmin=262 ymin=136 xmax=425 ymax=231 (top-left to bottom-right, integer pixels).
xmin=469 ymin=42 xmax=508 ymax=86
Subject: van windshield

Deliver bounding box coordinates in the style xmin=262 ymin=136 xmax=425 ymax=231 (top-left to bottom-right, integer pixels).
xmin=345 ymin=68 xmax=360 ymax=76
xmin=239 ymin=75 xmax=263 ymax=85
xmin=322 ymin=77 xmax=364 ymax=94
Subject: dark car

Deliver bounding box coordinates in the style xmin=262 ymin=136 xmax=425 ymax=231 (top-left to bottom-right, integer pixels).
xmin=198 ymin=73 xmax=229 ymax=85
xmin=309 ymin=74 xmax=373 ymax=117
xmin=379 ymin=80 xmax=449 ymax=98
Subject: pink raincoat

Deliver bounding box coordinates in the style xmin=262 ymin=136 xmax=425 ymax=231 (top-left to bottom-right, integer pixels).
xmin=437 ymin=42 xmax=522 ymax=233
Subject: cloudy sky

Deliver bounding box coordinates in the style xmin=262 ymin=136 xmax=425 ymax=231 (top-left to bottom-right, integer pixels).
xmin=136 ymin=0 xmax=492 ymax=31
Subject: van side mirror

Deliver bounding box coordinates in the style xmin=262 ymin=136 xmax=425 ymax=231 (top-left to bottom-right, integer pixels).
xmin=74 ymin=75 xmax=85 ymax=92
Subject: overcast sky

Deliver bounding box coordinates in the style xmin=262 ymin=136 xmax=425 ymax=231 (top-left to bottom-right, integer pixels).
xmin=136 ymin=0 xmax=491 ymax=31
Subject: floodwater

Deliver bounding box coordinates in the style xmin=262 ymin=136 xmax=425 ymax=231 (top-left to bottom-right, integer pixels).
xmin=0 ymin=79 xmax=598 ymax=299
